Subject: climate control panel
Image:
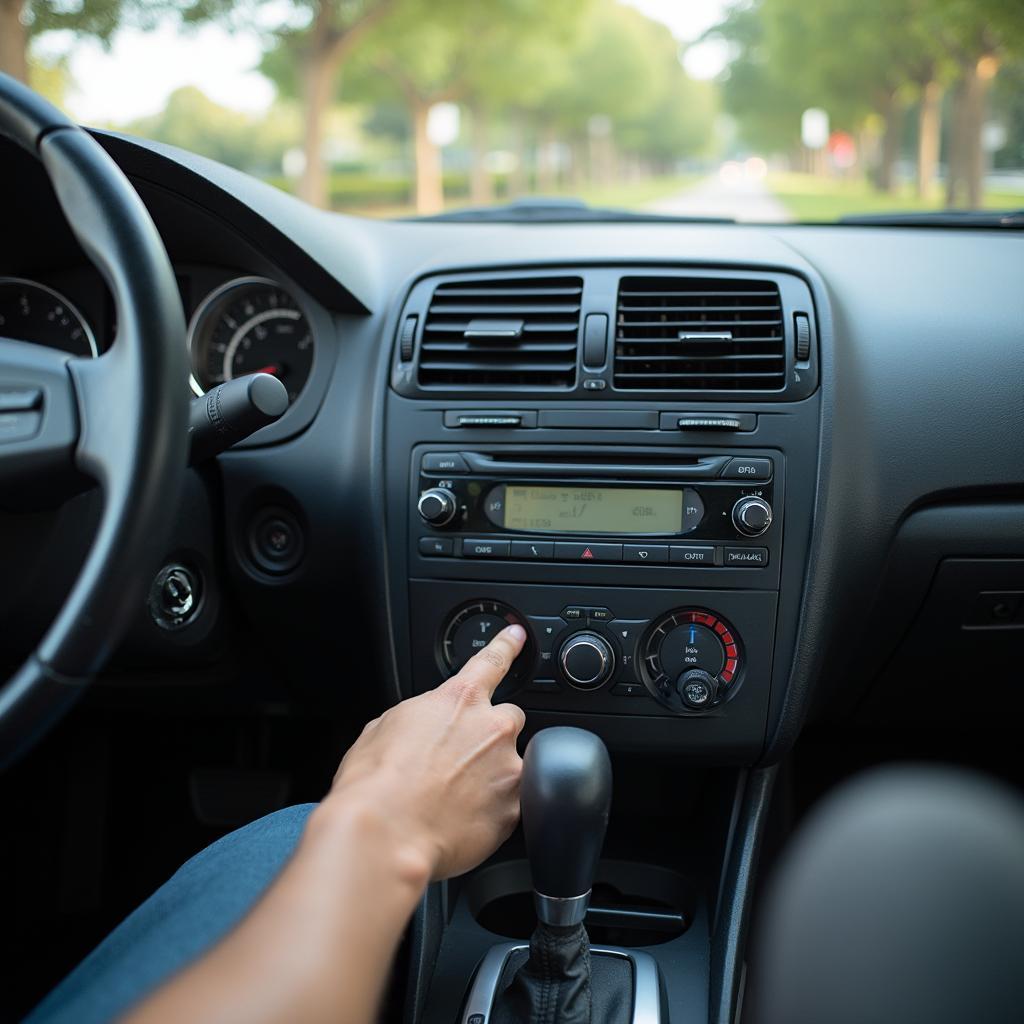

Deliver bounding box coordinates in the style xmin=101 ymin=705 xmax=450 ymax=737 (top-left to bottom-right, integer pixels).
xmin=433 ymin=595 xmax=761 ymax=718
xmin=411 ymin=581 xmax=777 ymax=756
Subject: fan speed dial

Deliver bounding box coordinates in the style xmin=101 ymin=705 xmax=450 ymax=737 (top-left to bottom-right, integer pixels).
xmin=640 ymin=608 xmax=742 ymax=713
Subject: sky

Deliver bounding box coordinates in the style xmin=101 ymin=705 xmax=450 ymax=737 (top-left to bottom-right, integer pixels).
xmin=36 ymin=0 xmax=733 ymax=125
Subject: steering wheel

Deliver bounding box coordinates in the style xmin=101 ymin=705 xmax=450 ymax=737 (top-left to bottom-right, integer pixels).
xmin=0 ymin=74 xmax=188 ymax=766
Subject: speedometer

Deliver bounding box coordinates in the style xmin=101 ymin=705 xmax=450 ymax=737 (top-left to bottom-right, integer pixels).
xmin=0 ymin=277 xmax=97 ymax=356
xmin=187 ymin=277 xmax=314 ymax=403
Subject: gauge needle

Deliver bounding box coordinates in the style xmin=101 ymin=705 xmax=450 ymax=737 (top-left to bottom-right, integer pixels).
xmin=253 ymin=364 xmax=281 ymax=376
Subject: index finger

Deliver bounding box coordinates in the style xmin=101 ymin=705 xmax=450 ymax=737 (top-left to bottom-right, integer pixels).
xmin=453 ymin=624 xmax=528 ymax=700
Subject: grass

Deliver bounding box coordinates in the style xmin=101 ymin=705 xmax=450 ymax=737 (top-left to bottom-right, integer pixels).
xmin=768 ymin=172 xmax=1024 ymax=221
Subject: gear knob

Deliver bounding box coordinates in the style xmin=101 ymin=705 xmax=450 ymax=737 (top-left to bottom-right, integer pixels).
xmin=521 ymin=727 xmax=612 ymax=926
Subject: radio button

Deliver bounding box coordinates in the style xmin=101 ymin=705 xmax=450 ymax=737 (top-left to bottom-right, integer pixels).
xmin=722 ymin=457 xmax=772 ymax=480
xmin=670 ymin=544 xmax=718 ymax=566
xmin=724 ymin=546 xmax=769 ymax=567
xmin=681 ymin=488 xmax=706 ymax=533
xmin=418 ymin=537 xmax=454 ymax=556
xmin=624 ymin=544 xmax=669 ymax=564
xmin=510 ymin=540 xmax=554 ymax=560
xmin=422 ymin=452 xmax=469 ymax=474
xmin=461 ymin=539 xmax=510 ymax=558
xmin=554 ymin=542 xmax=623 ymax=562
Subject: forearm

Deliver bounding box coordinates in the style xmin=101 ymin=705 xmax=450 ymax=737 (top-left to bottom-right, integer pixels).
xmin=124 ymin=795 xmax=431 ymax=1024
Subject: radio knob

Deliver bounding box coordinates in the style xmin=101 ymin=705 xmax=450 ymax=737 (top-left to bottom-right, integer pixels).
xmin=732 ymin=496 xmax=773 ymax=537
xmin=559 ymin=632 xmax=615 ymax=690
xmin=418 ymin=487 xmax=457 ymax=527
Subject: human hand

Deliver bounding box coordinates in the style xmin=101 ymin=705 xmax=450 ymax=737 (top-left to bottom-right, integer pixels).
xmin=328 ymin=624 xmax=528 ymax=881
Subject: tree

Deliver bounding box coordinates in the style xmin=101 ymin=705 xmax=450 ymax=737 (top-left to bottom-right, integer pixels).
xmin=0 ymin=0 xmax=123 ymax=84
xmin=339 ymin=0 xmax=593 ymax=213
xmin=126 ymin=85 xmax=299 ymax=175
xmin=939 ymin=0 xmax=1020 ymax=206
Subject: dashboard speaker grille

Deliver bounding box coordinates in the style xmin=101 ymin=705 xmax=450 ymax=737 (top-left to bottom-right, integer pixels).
xmin=614 ymin=276 xmax=785 ymax=392
xmin=417 ymin=276 xmax=582 ymax=389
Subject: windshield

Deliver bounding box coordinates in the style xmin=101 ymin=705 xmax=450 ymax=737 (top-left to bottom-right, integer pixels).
xmin=13 ymin=0 xmax=1023 ymax=223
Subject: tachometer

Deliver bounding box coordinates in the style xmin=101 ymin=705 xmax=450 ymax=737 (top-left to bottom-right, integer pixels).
xmin=0 ymin=277 xmax=97 ymax=356
xmin=188 ymin=277 xmax=314 ymax=403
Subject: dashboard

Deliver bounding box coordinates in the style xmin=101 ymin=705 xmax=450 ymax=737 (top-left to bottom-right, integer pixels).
xmin=2 ymin=129 xmax=1022 ymax=766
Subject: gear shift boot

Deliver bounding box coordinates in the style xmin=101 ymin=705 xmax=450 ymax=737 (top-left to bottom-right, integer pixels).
xmin=491 ymin=927 xmax=633 ymax=1024
xmin=463 ymin=941 xmax=659 ymax=1024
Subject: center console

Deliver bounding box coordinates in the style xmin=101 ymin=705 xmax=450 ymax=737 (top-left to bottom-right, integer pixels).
xmin=380 ymin=265 xmax=825 ymax=1023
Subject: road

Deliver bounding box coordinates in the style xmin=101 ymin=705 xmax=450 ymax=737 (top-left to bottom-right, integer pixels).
xmin=647 ymin=174 xmax=791 ymax=222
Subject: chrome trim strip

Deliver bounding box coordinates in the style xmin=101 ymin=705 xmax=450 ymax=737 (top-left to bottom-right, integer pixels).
xmin=461 ymin=941 xmax=661 ymax=1024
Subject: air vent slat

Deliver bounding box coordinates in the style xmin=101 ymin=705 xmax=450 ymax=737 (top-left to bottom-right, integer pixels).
xmin=614 ymin=275 xmax=785 ymax=393
xmin=615 ymin=353 xmax=784 ymax=363
xmin=428 ymin=302 xmax=581 ymax=316
xmin=422 ymin=341 xmax=579 ymax=354
xmin=618 ymin=289 xmax=778 ymax=299
xmin=434 ymin=286 xmax=582 ymax=297
xmin=417 ymin=275 xmax=582 ymax=389
xmin=425 ymin=321 xmax=579 ymax=334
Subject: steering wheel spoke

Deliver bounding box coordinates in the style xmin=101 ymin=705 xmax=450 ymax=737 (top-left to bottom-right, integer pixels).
xmin=0 ymin=337 xmax=80 ymax=496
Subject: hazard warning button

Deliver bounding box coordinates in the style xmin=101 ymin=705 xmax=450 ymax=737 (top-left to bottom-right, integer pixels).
xmin=553 ymin=542 xmax=623 ymax=563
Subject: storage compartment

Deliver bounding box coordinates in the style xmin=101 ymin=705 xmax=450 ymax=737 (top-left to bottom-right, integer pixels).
xmin=465 ymin=859 xmax=691 ymax=947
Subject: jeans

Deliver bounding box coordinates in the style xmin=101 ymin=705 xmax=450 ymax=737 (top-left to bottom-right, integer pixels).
xmin=24 ymin=804 xmax=317 ymax=1024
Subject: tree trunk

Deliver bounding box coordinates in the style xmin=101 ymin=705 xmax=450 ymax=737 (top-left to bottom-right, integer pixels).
xmin=298 ymin=46 xmax=335 ymax=208
xmin=916 ymin=80 xmax=942 ymax=199
xmin=963 ymin=56 xmax=997 ymax=208
xmin=412 ymin=99 xmax=443 ymax=215
xmin=469 ymin=103 xmax=492 ymax=205
xmin=0 ymin=0 xmax=28 ymax=83
xmin=876 ymin=92 xmax=903 ymax=193
xmin=945 ymin=78 xmax=968 ymax=207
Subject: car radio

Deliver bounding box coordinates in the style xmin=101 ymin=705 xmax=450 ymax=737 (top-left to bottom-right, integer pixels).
xmin=413 ymin=448 xmax=776 ymax=568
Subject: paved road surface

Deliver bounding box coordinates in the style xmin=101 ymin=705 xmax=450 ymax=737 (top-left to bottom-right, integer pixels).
xmin=648 ymin=175 xmax=791 ymax=223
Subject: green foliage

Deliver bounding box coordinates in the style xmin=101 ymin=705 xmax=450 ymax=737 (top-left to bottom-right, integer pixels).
xmin=126 ymin=86 xmax=300 ymax=174
xmin=713 ymin=0 xmax=1024 ymax=154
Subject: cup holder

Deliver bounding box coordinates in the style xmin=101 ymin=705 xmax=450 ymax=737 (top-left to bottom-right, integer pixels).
xmin=465 ymin=860 xmax=691 ymax=947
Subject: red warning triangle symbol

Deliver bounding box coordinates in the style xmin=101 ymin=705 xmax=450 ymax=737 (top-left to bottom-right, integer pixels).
xmin=581 ymin=547 xmax=594 ymax=560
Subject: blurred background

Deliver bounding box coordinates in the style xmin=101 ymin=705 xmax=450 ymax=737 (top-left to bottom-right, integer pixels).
xmin=2 ymin=0 xmax=1021 ymax=221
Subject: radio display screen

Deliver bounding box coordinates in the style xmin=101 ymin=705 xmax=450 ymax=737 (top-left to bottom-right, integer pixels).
xmin=503 ymin=485 xmax=683 ymax=535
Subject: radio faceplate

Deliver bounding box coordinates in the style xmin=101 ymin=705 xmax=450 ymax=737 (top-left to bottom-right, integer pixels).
xmin=413 ymin=447 xmax=779 ymax=569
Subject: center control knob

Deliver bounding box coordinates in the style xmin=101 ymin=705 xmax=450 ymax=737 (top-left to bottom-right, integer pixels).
xmin=560 ymin=632 xmax=615 ymax=690
xmin=732 ymin=495 xmax=773 ymax=537
xmin=677 ymin=668 xmax=720 ymax=710
xmin=417 ymin=487 xmax=457 ymax=526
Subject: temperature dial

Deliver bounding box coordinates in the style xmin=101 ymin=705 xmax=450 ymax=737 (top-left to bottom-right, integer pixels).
xmin=418 ymin=487 xmax=457 ymax=526
xmin=640 ymin=609 xmax=742 ymax=713
xmin=732 ymin=496 xmax=773 ymax=536
xmin=439 ymin=600 xmax=534 ymax=693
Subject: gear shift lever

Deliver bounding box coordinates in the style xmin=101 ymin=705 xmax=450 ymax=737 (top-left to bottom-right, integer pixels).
xmin=521 ymin=726 xmax=612 ymax=926
xmin=491 ymin=727 xmax=615 ymax=1024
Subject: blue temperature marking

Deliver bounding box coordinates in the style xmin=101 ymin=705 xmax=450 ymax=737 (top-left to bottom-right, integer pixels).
xmin=689 ymin=625 xmax=696 ymax=644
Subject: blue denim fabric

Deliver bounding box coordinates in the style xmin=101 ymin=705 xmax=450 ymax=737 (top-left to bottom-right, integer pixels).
xmin=24 ymin=803 xmax=317 ymax=1024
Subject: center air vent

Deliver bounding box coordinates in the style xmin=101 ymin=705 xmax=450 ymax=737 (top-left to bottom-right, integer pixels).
xmin=614 ymin=276 xmax=785 ymax=392
xmin=417 ymin=276 xmax=582 ymax=389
